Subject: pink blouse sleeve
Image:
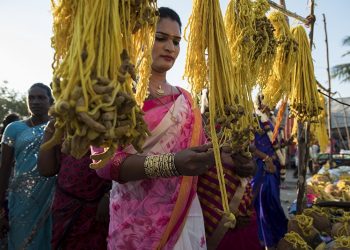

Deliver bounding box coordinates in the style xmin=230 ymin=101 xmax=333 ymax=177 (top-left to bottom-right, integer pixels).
xmin=91 ymin=146 xmax=129 ymax=182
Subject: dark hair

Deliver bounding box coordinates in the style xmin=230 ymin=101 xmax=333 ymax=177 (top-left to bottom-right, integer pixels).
xmin=0 ymin=113 xmax=20 ymax=134
xmin=158 ymin=7 xmax=182 ymax=32
xmin=29 ymin=82 xmax=54 ymax=104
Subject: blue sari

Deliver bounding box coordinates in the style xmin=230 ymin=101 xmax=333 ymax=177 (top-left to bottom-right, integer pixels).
xmin=252 ymin=118 xmax=288 ymax=248
xmin=2 ymin=121 xmax=56 ymax=250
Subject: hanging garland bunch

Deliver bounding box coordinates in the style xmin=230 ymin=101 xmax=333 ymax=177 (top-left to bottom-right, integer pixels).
xmin=129 ymin=0 xmax=158 ymax=106
xmin=224 ymin=0 xmax=255 ymax=92
xmin=252 ymin=0 xmax=277 ymax=88
xmin=43 ymin=0 xmax=158 ymax=168
xmin=262 ymin=11 xmax=298 ymax=108
xmin=183 ymin=0 xmax=209 ymax=96
xmin=310 ymin=92 xmax=328 ymax=151
xmin=289 ymin=25 xmax=322 ymax=122
xmin=184 ymin=0 xmax=258 ymax=228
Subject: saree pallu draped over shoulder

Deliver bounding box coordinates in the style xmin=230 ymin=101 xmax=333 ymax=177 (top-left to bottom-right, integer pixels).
xmin=104 ymin=89 xmax=206 ymax=250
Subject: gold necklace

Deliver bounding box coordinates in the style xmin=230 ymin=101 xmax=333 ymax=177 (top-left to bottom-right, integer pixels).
xmin=150 ymin=81 xmax=166 ymax=96
xmin=155 ymin=85 xmax=165 ymax=96
xmin=153 ymin=87 xmax=178 ymax=123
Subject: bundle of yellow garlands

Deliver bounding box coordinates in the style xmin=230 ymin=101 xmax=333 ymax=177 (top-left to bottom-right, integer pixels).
xmin=42 ymin=0 xmax=158 ymax=168
xmin=262 ymin=11 xmax=298 ymax=109
xmin=184 ymin=0 xmax=277 ymax=227
xmin=310 ymin=93 xmax=329 ymax=152
xmin=289 ymin=25 xmax=323 ymax=123
xmin=277 ymin=209 xmax=350 ymax=250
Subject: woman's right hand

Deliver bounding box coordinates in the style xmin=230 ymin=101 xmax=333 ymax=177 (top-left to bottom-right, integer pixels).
xmin=0 ymin=216 xmax=9 ymax=239
xmin=174 ymin=144 xmax=215 ymax=176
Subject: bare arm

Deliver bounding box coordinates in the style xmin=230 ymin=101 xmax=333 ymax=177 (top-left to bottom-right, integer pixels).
xmin=38 ymin=124 xmax=61 ymax=177
xmin=252 ymin=147 xmax=276 ymax=173
xmin=0 ymin=144 xmax=14 ymax=204
xmin=118 ymin=155 xmax=147 ymax=182
xmin=253 ymin=148 xmax=269 ymax=161
xmin=118 ymin=144 xmax=215 ymax=183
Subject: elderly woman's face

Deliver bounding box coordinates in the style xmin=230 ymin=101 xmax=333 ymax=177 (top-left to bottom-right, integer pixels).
xmin=151 ymin=17 xmax=181 ymax=73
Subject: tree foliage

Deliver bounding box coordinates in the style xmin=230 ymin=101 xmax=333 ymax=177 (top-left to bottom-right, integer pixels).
xmin=0 ymin=82 xmax=28 ymax=122
xmin=332 ymin=36 xmax=350 ymax=83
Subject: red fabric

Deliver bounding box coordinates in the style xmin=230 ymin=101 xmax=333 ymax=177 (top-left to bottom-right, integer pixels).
xmin=217 ymin=213 xmax=263 ymax=250
xmin=198 ymin=166 xmax=254 ymax=237
xmin=142 ymin=93 xmax=180 ymax=112
xmin=51 ymin=154 xmax=110 ymax=250
xmin=110 ymin=151 xmax=129 ymax=181
xmin=198 ymin=166 xmax=262 ymax=249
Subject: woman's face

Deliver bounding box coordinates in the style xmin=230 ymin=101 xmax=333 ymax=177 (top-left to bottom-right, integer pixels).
xmin=151 ymin=17 xmax=181 ymax=73
xmin=27 ymin=86 xmax=51 ymax=116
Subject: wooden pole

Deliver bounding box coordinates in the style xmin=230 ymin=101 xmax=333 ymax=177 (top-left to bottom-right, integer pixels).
xmin=323 ymin=14 xmax=334 ymax=162
xmin=268 ymin=0 xmax=308 ymax=24
xmin=296 ymin=0 xmax=316 ymax=214
xmin=308 ymin=0 xmax=316 ymax=45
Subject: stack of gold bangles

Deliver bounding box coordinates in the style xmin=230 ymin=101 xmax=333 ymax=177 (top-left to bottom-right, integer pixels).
xmin=144 ymin=153 xmax=181 ymax=178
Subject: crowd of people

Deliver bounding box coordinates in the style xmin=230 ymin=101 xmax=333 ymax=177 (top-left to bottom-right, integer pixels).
xmin=0 ymin=7 xmax=296 ymax=250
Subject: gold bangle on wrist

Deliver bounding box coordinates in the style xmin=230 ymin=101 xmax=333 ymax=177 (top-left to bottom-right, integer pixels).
xmin=144 ymin=153 xmax=180 ymax=178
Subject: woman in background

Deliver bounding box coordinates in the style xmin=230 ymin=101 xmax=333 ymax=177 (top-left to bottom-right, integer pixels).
xmin=38 ymin=120 xmax=111 ymax=250
xmin=0 ymin=83 xmax=56 ymax=249
xmin=252 ymin=95 xmax=288 ymax=249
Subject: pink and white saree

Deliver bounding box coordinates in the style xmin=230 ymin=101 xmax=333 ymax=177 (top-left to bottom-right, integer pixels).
xmin=94 ymin=88 xmax=206 ymax=250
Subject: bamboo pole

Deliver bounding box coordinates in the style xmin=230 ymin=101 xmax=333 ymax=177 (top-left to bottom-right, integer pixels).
xmin=323 ymin=14 xmax=334 ymax=161
xmin=296 ymin=0 xmax=316 ymax=214
xmin=268 ymin=0 xmax=308 ymax=24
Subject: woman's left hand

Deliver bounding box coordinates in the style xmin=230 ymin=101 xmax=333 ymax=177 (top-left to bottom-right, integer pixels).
xmin=96 ymin=194 xmax=110 ymax=224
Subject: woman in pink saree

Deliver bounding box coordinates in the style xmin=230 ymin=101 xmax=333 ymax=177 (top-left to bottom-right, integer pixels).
xmin=93 ymin=7 xmax=216 ymax=250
